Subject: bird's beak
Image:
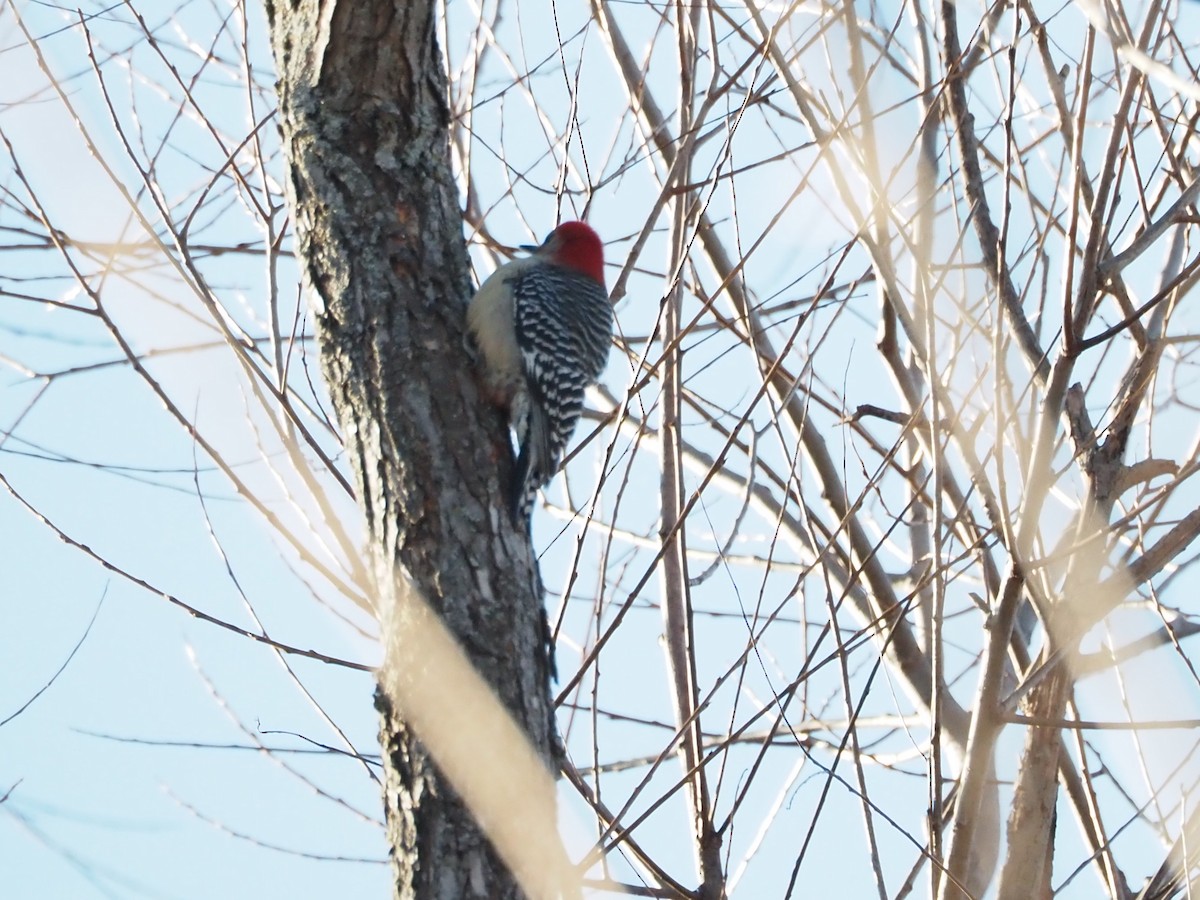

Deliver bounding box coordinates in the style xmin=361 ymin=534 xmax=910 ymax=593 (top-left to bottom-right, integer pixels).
xmin=520 ymin=231 xmax=557 ymax=255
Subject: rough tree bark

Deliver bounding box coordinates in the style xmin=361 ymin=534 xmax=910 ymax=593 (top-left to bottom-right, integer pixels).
xmin=264 ymin=3 xmax=558 ymax=897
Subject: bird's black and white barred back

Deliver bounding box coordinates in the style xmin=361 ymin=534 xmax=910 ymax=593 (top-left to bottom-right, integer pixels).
xmin=510 ymin=263 xmax=612 ymax=522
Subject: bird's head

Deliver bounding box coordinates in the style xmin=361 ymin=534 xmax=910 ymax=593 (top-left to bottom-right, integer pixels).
xmin=523 ymin=221 xmax=605 ymax=287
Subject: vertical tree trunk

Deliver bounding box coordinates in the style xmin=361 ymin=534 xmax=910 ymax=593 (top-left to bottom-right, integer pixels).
xmin=264 ymin=3 xmax=559 ymax=897
xmin=996 ymin=665 xmax=1068 ymax=900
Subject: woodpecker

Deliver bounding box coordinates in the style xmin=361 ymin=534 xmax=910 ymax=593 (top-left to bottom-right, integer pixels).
xmin=467 ymin=221 xmax=612 ymax=524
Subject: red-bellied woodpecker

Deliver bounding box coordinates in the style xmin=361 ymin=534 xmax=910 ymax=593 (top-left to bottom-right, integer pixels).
xmin=467 ymin=221 xmax=612 ymax=524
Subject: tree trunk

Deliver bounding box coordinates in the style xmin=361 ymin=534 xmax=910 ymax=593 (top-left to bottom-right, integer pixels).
xmin=264 ymin=3 xmax=559 ymax=897
xmin=996 ymin=665 xmax=1068 ymax=900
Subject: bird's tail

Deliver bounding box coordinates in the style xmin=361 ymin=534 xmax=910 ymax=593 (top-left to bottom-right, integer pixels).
xmin=510 ymin=401 xmax=558 ymax=525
